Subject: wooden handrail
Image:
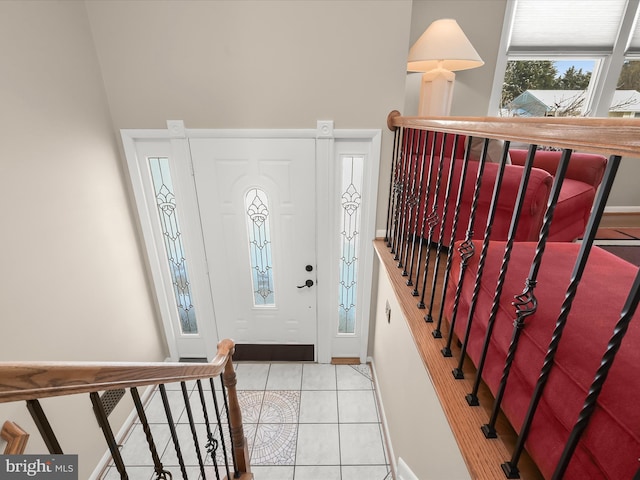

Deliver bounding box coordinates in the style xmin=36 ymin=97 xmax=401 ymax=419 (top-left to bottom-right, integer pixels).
xmin=387 ymin=110 xmax=640 ymax=158
xmin=0 ymin=339 xmax=235 ymax=403
xmin=1 ymin=421 xmax=29 ymax=454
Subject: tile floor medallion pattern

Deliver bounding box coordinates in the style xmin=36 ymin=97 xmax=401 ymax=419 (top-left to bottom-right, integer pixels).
xmin=101 ymin=363 xmax=392 ymax=480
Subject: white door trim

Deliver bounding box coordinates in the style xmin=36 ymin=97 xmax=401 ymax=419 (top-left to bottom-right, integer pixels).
xmin=121 ymin=122 xmax=381 ymax=363
xmin=121 ymin=126 xmax=218 ymax=361
xmin=316 ymin=123 xmax=382 ymax=363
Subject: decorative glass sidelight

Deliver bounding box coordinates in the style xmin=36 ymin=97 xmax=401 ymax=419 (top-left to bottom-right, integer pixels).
xmin=245 ymin=188 xmax=276 ymax=306
xmin=148 ymin=157 xmax=198 ymax=334
xmin=338 ymin=155 xmax=364 ymax=334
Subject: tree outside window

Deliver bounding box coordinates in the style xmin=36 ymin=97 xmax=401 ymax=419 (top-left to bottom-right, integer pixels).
xmin=500 ymin=59 xmax=640 ymax=118
xmin=500 ymin=60 xmax=593 ymax=117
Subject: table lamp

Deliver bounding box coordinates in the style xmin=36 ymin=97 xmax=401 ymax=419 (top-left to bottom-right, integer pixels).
xmin=408 ymin=19 xmax=484 ymax=116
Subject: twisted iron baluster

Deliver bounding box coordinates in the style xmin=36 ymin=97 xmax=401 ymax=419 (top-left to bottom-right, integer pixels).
xmin=405 ymin=130 xmax=431 ymax=287
xmin=131 ymin=387 xmax=172 ymax=480
xmin=411 ymin=131 xmax=436 ymax=299
xmin=196 ymin=379 xmax=221 ymax=480
xmin=160 ymin=384 xmax=188 ymax=480
xmin=417 ymin=133 xmax=448 ymax=308
xmin=180 ymin=382 xmax=207 ymax=479
xmin=441 ymin=138 xmax=489 ymax=357
xmin=209 ymin=377 xmax=231 ymax=480
xmin=453 ymin=141 xmax=510 ymax=379
xmin=481 ymin=281 xmax=538 ymax=443
xmin=432 ymin=143 xmax=473 ymax=338
xmin=385 ymin=127 xmax=401 ymax=245
xmin=441 ymin=238 xmax=476 ymax=356
xmin=396 ymin=128 xmax=417 ymax=266
xmin=391 ymin=129 xmax=410 ymax=260
xmin=552 ymin=268 xmax=640 ymax=480
xmin=90 ymin=392 xmax=129 ymax=480
xmin=466 ymin=144 xmax=538 ymax=405
xmin=389 ymin=127 xmax=405 ymax=253
xmin=401 ymin=129 xmax=423 ymax=276
xmin=495 ymin=155 xmax=622 ymax=477
xmin=498 ymin=149 xmax=573 ymax=476
xmin=426 ymin=135 xmax=462 ymax=322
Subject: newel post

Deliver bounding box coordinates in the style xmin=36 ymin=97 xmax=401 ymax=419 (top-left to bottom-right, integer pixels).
xmin=222 ymin=343 xmax=250 ymax=475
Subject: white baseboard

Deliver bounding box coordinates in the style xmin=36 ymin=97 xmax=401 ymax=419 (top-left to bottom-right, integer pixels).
xmin=368 ymin=356 xmax=397 ymax=478
xmin=604 ymin=206 xmax=640 ymax=213
xmin=397 ymin=457 xmax=420 ymax=480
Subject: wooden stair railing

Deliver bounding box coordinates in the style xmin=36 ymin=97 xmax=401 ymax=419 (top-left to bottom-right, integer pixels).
xmin=0 ymin=338 xmax=252 ymax=480
xmin=383 ymin=111 xmax=640 ymax=479
xmin=1 ymin=421 xmax=29 ymax=454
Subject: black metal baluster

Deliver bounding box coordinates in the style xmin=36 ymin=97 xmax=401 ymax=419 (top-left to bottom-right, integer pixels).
xmin=219 ymin=373 xmax=240 ymax=479
xmin=467 ymin=144 xmax=538 ymax=406
xmin=412 ymin=131 xmax=437 ymax=300
xmin=441 ymin=138 xmax=489 ymax=357
xmin=389 ymin=127 xmax=405 ymax=253
xmin=209 ymin=377 xmax=231 ymax=480
xmin=418 ymin=133 xmax=450 ymax=309
xmin=405 ymin=130 xmax=431 ymax=287
xmin=453 ymin=141 xmax=510 ymax=379
xmin=391 ymin=129 xmax=410 ymax=260
xmin=26 ymin=399 xmax=63 ymax=454
xmin=477 ymin=147 xmax=538 ymax=439
xmin=426 ymin=135 xmax=462 ymax=322
xmin=160 ymin=384 xmax=188 ymax=480
xmin=552 ymin=268 xmax=640 ymax=480
xmin=90 ymin=392 xmax=128 ymax=480
xmin=130 ymin=387 xmax=172 ymax=480
xmin=391 ymin=129 xmax=408 ymax=258
xmin=385 ymin=127 xmax=401 ymax=245
xmin=433 ymin=142 xmax=473 ymax=337
xmin=181 ymin=382 xmax=207 ymax=479
xmin=197 ymin=380 xmax=221 ymax=480
xmin=401 ymin=129 xmax=423 ymax=277
xmin=497 ymin=149 xmax=572 ymax=476
xmin=396 ymin=128 xmax=417 ymax=266
xmin=496 ymin=154 xmax=622 ymax=477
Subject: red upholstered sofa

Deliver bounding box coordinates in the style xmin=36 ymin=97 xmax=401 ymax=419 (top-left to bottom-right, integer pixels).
xmin=510 ymin=149 xmax=608 ymax=242
xmin=445 ymin=241 xmax=640 ymax=479
xmin=417 ymin=137 xmax=607 ymax=243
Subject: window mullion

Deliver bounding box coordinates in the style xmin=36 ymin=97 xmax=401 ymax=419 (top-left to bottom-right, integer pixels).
xmin=592 ymin=0 xmax=640 ymax=116
xmin=487 ymin=0 xmax=516 ymax=115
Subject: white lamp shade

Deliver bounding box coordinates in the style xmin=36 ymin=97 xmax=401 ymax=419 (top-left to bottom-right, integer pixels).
xmin=407 ymin=18 xmax=484 ymax=72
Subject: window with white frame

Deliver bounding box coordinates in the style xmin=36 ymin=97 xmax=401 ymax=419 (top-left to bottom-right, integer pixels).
xmin=494 ymin=0 xmax=640 ymax=118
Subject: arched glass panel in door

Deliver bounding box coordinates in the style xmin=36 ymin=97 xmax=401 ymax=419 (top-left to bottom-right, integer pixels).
xmin=245 ymin=188 xmax=276 ymax=306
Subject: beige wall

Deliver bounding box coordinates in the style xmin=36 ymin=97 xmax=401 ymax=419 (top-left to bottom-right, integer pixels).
xmin=371 ymin=255 xmax=470 ymax=479
xmin=0 ymin=1 xmax=165 ymax=362
xmin=404 ymin=0 xmax=508 ymax=117
xmin=85 ymin=0 xmax=414 ymax=230
xmin=607 ymin=157 xmax=640 ymax=207
xmin=0 ymin=1 xmax=166 ymax=477
xmin=0 ymin=1 xmax=414 ymax=476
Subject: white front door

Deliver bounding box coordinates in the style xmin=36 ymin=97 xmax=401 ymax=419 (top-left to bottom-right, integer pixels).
xmin=190 ymin=138 xmax=317 ymax=355
xmin=122 ymin=124 xmax=381 ymax=363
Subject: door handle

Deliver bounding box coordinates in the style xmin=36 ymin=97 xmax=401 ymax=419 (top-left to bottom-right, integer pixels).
xmin=297 ymin=279 xmax=314 ymax=288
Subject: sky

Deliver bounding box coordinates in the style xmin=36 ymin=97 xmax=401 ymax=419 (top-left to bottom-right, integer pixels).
xmin=554 ymin=60 xmax=596 ymax=76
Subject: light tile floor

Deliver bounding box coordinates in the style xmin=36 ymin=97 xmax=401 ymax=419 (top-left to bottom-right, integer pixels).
xmin=102 ymin=363 xmax=391 ymax=480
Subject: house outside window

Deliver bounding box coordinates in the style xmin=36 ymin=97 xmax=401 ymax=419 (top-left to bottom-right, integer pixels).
xmin=491 ymin=0 xmax=640 ymax=118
